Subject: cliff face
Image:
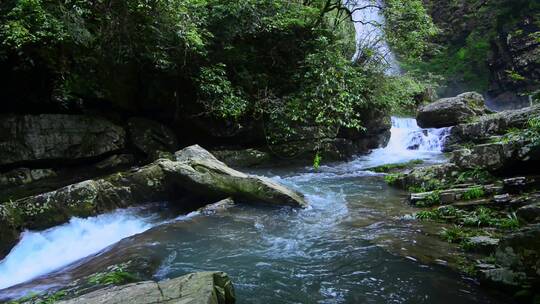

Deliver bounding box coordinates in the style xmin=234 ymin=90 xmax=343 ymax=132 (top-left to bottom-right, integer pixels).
xmin=422 ymin=0 xmax=540 ymax=109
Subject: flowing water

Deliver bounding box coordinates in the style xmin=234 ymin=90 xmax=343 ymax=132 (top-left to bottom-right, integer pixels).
xmin=347 ymin=0 xmax=400 ymax=73
xmin=0 ymin=117 xmax=508 ymax=303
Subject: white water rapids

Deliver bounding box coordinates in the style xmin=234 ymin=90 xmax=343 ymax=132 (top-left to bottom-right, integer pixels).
xmin=0 ymin=209 xmax=154 ymax=290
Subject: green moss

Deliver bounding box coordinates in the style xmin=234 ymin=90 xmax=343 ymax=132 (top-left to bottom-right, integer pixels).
xmin=370 ymin=159 xmax=424 ymax=173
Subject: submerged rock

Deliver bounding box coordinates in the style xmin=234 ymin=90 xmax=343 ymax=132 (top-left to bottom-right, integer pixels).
xmin=57 ymin=272 xmax=235 ymax=304
xmin=0 ymin=145 xmax=305 ymax=258
xmin=0 ymin=114 xmax=125 ymax=167
xmin=417 ymin=92 xmax=489 ymax=128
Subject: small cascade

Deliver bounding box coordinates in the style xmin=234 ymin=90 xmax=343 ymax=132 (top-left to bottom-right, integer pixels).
xmin=358 ymin=117 xmax=450 ymax=168
xmin=347 ymin=0 xmax=400 ymax=74
xmin=387 ymin=117 xmax=450 ymax=153
xmin=0 ymin=209 xmax=155 ymax=290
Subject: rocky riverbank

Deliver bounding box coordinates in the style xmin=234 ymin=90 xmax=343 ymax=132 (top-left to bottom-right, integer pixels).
xmin=384 ymin=93 xmax=540 ymax=302
xmin=0 ymin=144 xmax=306 ymax=259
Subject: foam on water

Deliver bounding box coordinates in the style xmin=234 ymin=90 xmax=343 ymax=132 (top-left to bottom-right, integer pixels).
xmin=0 ymin=209 xmax=154 ymax=290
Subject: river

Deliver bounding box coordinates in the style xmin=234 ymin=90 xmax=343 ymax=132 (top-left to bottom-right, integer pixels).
xmin=0 ymin=118 xmax=508 ymax=303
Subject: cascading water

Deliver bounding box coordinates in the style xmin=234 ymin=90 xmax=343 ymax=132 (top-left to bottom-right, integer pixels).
xmin=344 ymin=116 xmax=450 ymax=170
xmin=347 ymin=0 xmax=400 ymax=74
xmin=0 ymin=208 xmax=156 ymax=290
xmin=384 ymin=117 xmax=450 ymax=154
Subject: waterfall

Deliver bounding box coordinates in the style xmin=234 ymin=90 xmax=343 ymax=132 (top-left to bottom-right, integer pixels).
xmin=359 ymin=117 xmax=450 ymax=168
xmin=347 ymin=0 xmax=400 ymax=73
xmin=386 ymin=117 xmax=450 ymax=153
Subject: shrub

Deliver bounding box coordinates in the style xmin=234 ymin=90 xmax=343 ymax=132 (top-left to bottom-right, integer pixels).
xmin=461 ymin=187 xmax=485 ymax=201
xmin=384 ymin=173 xmax=403 ymax=185
xmin=88 ymin=265 xmax=138 ymax=286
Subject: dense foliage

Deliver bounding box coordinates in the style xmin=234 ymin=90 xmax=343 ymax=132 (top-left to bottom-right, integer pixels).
xmin=405 ymin=0 xmax=540 ymax=97
xmin=0 ymin=0 xmax=435 ymax=145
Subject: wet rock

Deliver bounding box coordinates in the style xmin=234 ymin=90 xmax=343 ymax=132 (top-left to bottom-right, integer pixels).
xmin=480 ymin=268 xmax=527 ymax=287
xmin=492 ymin=194 xmax=512 ymax=204
xmin=516 ymin=203 xmax=540 ymax=224
xmin=0 ymin=115 xmax=125 ymax=167
xmin=172 ymin=145 xmax=306 ymax=208
xmin=503 ymin=177 xmax=531 ymax=194
xmin=466 ymin=236 xmax=500 ymax=254
xmin=94 ymin=154 xmax=135 ymax=171
xmin=0 ymin=168 xmax=56 ymax=188
xmin=445 ymin=105 xmax=540 ymax=149
xmin=398 ymin=163 xmax=459 ymax=190
xmin=417 ymin=92 xmax=489 ymax=128
xmin=483 ymin=224 xmax=540 ymax=288
xmin=57 ymin=272 xmax=235 ymax=304
xmin=211 ymin=149 xmax=271 ymax=168
xmin=198 ymin=198 xmax=236 ymax=215
xmin=127 ymin=118 xmax=178 ymax=159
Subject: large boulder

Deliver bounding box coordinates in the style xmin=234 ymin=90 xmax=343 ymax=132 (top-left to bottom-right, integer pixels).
xmin=172 ymin=145 xmax=306 ymax=207
xmin=445 ymin=104 xmax=540 ymax=150
xmin=57 ymin=272 xmax=235 ymax=304
xmin=416 ymin=92 xmax=490 ymax=128
xmin=0 ymin=115 xmax=125 ymax=167
xmin=0 ymin=145 xmax=306 ymax=258
xmin=127 ymin=118 xmax=178 ymax=159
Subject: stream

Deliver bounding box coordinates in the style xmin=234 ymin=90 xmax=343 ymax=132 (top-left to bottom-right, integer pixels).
xmin=0 ymin=118 xmax=508 ymax=303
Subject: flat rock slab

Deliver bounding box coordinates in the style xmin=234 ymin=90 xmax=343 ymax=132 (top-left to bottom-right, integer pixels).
xmin=58 ymin=272 xmax=235 ymax=304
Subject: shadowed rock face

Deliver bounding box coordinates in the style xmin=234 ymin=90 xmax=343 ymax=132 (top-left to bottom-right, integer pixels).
xmin=0 ymin=115 xmax=125 ymax=167
xmin=127 ymin=118 xmax=179 ymax=160
xmin=417 ymin=92 xmax=490 ymax=128
xmin=57 ymin=272 xmax=235 ymax=304
xmin=0 ymin=145 xmax=306 ymax=258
